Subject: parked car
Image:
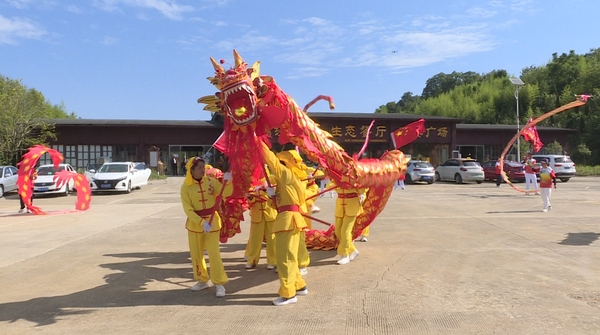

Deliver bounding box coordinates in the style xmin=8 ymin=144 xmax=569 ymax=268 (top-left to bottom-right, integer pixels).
xmin=405 ymin=160 xmax=435 ymax=184
xmin=481 ymin=160 xmax=525 ymax=183
xmin=33 ymin=164 xmax=76 ymax=196
xmin=88 ymin=162 xmax=151 ymax=193
xmin=0 ymin=165 xmax=19 ymax=198
xmin=532 ymin=154 xmax=576 ymax=182
xmin=435 ymin=158 xmax=484 ymax=184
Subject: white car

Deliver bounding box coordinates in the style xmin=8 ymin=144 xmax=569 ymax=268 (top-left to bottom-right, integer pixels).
xmin=406 ymin=160 xmax=435 ymax=184
xmin=435 ymin=158 xmax=484 ymax=184
xmin=33 ymin=164 xmax=76 ymax=196
xmin=88 ymin=162 xmax=151 ymax=193
xmin=532 ymin=154 xmax=576 ymax=182
xmin=0 ymin=165 xmax=19 ymax=198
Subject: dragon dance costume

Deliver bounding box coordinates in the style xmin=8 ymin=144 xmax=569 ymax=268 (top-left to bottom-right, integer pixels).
xmin=245 ymin=179 xmax=277 ymax=269
xmin=260 ymin=141 xmax=308 ymax=304
xmin=331 ymin=180 xmax=365 ymax=264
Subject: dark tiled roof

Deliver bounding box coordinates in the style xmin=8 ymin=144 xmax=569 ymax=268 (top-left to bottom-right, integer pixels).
xmin=42 ymin=119 xmax=218 ymax=127
xmin=456 ymin=124 xmax=576 ymax=132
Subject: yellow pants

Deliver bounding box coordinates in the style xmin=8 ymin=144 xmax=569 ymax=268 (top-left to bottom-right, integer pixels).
xmin=335 ymin=215 xmax=357 ymax=256
xmin=246 ymin=219 xmax=276 ymax=266
xmin=188 ymin=230 xmax=228 ymax=285
xmin=361 ymin=226 xmax=370 ymax=237
xmin=275 ymin=229 xmax=306 ymax=298
xmin=297 ymin=231 xmax=310 ymax=268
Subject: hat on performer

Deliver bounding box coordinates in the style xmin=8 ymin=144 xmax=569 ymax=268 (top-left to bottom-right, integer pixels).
xmin=276 ymin=149 xmax=307 ymax=180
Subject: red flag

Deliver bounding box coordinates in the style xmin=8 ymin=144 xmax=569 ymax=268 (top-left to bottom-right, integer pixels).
xmin=390 ymin=119 xmax=426 ymax=149
xmin=213 ymin=132 xmax=227 ymax=153
xmin=521 ymin=117 xmax=543 ymax=153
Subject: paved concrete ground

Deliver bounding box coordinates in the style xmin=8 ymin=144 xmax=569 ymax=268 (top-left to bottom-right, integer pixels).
xmin=1 ymin=176 xmax=599 ymax=335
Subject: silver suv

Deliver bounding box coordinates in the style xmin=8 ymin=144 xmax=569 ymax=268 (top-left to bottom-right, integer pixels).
xmin=532 ymin=154 xmax=576 ymax=182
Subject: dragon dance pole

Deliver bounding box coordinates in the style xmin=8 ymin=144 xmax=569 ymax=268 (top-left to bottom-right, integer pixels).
xmin=301 ymin=213 xmax=332 ymax=226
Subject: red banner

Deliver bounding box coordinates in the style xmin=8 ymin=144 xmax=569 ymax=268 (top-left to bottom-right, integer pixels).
xmin=390 ymin=119 xmax=426 ymax=149
xmin=521 ymin=117 xmax=543 ymax=153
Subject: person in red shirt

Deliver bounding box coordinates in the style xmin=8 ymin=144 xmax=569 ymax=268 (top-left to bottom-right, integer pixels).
xmin=524 ymin=152 xmax=540 ymax=195
xmin=538 ymin=159 xmax=557 ymax=212
xmin=495 ymin=161 xmax=503 ymax=187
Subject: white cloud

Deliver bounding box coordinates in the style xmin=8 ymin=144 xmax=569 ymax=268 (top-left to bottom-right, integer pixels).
xmin=95 ymin=0 xmax=194 ymax=20
xmin=100 ymin=35 xmax=118 ymax=45
xmin=6 ymin=0 xmax=33 ymax=9
xmin=0 ymin=15 xmax=47 ymax=44
xmin=66 ymin=5 xmax=83 ymax=14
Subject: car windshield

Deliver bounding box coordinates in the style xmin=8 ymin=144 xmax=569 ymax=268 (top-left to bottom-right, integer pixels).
xmin=37 ymin=166 xmax=65 ymax=175
xmin=413 ymin=162 xmax=432 ymax=168
xmin=99 ymin=164 xmax=129 ymax=173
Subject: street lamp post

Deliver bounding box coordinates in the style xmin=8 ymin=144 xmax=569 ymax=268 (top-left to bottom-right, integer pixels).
xmin=510 ymin=77 xmax=525 ymax=161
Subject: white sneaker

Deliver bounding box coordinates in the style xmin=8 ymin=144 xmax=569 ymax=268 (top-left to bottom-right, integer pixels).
xmin=191 ymin=281 xmax=209 ymax=291
xmin=18 ymin=209 xmax=24 ymax=213
xmin=357 ymin=236 xmax=368 ymax=242
xmin=542 ymin=208 xmax=548 ymax=212
xmin=349 ymin=250 xmax=360 ymax=261
xmin=266 ymin=265 xmax=275 ymax=270
xmin=299 ymin=267 xmax=308 ymax=276
xmin=311 ymin=205 xmax=321 ymax=214
xmin=273 ymin=296 xmax=297 ymax=306
xmin=296 ymin=287 xmax=308 ymax=296
xmin=215 ymin=285 xmax=226 ymax=297
xmin=245 ymin=263 xmax=255 ymax=269
xmin=26 ymin=209 xmax=32 ymax=213
xmin=243 ymin=255 xmax=248 ymax=261
xmin=535 ymin=192 xmax=541 ymax=195
xmin=337 ymin=255 xmax=350 ymax=265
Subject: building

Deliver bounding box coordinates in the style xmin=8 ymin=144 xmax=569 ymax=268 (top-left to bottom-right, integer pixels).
xmin=40 ymin=113 xmax=574 ymax=173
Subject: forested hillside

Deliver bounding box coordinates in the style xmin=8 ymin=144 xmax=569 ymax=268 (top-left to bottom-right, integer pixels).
xmin=376 ymin=49 xmax=600 ymax=164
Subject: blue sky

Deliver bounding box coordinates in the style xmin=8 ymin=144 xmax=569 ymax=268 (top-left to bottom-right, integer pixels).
xmin=1 ymin=0 xmax=598 ymax=121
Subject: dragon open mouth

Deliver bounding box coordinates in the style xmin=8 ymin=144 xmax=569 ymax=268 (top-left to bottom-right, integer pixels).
xmin=221 ymin=80 xmax=257 ymax=127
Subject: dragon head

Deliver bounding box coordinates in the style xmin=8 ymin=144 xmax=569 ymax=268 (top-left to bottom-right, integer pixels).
xmin=199 ymin=50 xmax=262 ymax=131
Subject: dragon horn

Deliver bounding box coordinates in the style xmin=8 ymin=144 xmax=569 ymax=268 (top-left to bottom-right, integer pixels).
xmin=210 ymin=57 xmax=224 ymax=73
xmin=233 ymin=49 xmax=243 ymax=68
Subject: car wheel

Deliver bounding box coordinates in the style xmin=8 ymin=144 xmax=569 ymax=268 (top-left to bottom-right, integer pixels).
xmin=454 ymin=173 xmax=463 ymax=184
xmin=405 ymin=174 xmax=413 ymax=184
xmin=435 ymin=172 xmax=441 ymax=181
xmin=0 ymin=185 xmax=4 ymax=198
xmin=126 ymin=181 xmax=132 ymax=193
xmin=427 ymin=180 xmax=434 ymax=184
xmin=476 ymin=180 xmax=483 ymax=184
xmin=559 ymin=178 xmax=570 ymax=182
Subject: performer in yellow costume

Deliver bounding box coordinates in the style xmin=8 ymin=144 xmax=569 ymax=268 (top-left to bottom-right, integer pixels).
xmin=259 ymin=141 xmax=309 ymax=306
xmin=245 ymin=178 xmax=278 ymax=269
xmin=297 ymin=166 xmax=322 ymax=275
xmin=180 ymin=157 xmax=233 ymax=297
xmin=331 ymin=180 xmax=365 ymax=265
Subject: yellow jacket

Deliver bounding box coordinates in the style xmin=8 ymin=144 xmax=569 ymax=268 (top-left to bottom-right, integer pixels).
xmin=180 ymin=176 xmax=233 ymax=233
xmin=260 ymin=142 xmax=308 ymax=233
xmin=247 ymin=188 xmax=277 ymax=223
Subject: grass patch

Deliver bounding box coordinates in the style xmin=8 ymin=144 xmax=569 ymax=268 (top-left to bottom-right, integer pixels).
xmin=150 ymin=169 xmax=168 ymax=180
xmin=575 ymin=165 xmax=600 ymax=176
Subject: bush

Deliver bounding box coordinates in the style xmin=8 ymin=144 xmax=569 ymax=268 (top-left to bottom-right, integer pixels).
xmin=150 ymin=169 xmax=168 ymax=180
xmin=575 ymin=165 xmax=600 ymax=176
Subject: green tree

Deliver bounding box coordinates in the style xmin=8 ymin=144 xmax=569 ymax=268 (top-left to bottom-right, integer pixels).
xmin=544 ymin=140 xmax=563 ymax=155
xmin=573 ymin=143 xmax=592 ymax=164
xmin=0 ymin=75 xmax=75 ymax=165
